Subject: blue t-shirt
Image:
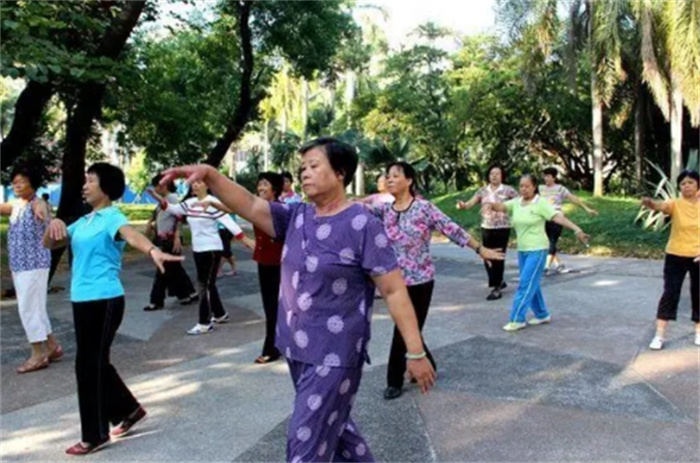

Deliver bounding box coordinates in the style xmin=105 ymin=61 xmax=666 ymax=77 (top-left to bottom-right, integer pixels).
xmin=67 ymin=206 xmax=128 ymax=302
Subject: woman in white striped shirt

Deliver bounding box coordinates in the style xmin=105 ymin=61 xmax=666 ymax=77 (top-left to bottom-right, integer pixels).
xmin=152 ymin=180 xmax=254 ymax=335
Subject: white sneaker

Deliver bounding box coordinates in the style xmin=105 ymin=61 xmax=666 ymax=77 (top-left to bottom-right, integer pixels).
xmin=694 ymin=333 xmax=700 ymax=346
xmin=211 ymin=313 xmax=230 ymax=324
xmin=649 ymin=336 xmax=664 ymax=350
xmin=502 ymin=321 xmax=527 ymax=332
xmin=527 ymin=315 xmax=551 ymax=326
xmin=187 ymin=323 xmax=213 ymax=335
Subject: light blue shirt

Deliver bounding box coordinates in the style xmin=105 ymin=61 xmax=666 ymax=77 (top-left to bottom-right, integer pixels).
xmin=67 ymin=206 xmax=128 ymax=302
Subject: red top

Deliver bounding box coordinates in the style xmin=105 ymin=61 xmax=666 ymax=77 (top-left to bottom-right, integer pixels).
xmin=253 ymin=225 xmax=283 ymax=265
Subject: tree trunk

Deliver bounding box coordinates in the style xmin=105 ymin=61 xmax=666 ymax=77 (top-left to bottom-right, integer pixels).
xmin=591 ymin=77 xmax=604 ymax=197
xmin=670 ymin=70 xmax=684 ymax=181
xmin=634 ymin=86 xmax=645 ymax=192
xmin=205 ymin=1 xmax=256 ymax=167
xmin=354 ymin=162 xmax=365 ymax=196
xmin=301 ymin=78 xmax=309 ymax=142
xmin=0 ymin=81 xmax=53 ymax=171
xmin=57 ymin=1 xmax=145 ymax=221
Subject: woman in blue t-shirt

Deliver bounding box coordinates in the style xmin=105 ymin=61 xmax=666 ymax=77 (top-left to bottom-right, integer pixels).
xmin=44 ymin=163 xmax=183 ymax=456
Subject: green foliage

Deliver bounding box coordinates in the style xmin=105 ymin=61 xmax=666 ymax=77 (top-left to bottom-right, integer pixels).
xmin=125 ymin=150 xmax=151 ymax=195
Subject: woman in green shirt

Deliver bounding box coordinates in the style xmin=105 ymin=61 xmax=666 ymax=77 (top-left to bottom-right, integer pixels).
xmin=486 ymin=174 xmax=589 ymax=331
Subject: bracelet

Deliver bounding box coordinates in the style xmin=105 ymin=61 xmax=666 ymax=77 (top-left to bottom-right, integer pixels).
xmin=405 ymin=351 xmax=427 ymax=360
xmin=474 ymin=245 xmax=482 ymax=255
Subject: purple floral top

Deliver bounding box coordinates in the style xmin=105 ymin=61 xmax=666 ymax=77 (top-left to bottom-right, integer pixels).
xmin=8 ymin=198 xmax=50 ymax=273
xmin=374 ymin=199 xmax=471 ymax=286
xmin=270 ymin=202 xmax=398 ymax=368
xmin=475 ymin=184 xmax=518 ymax=229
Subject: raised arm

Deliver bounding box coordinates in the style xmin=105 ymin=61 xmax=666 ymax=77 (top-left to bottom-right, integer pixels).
xmin=118 ymin=225 xmax=184 ymax=273
xmin=456 ymin=194 xmax=480 ymax=210
xmin=550 ymin=212 xmax=589 ymax=245
xmin=641 ymin=197 xmax=672 ymax=215
xmin=568 ymin=194 xmax=598 ymax=215
xmin=483 ymin=202 xmax=508 ymax=213
xmin=0 ymin=203 xmax=12 ymax=216
xmin=43 ymin=218 xmax=69 ymax=250
xmin=161 ymin=165 xmax=275 ymax=237
xmin=372 ymin=269 xmax=436 ymax=393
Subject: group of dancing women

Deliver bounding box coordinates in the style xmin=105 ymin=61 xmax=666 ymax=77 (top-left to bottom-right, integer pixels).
xmin=4 ymin=136 xmax=698 ymax=461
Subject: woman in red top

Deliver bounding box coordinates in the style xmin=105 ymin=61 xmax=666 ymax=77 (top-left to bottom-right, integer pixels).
xmin=253 ymin=172 xmax=285 ymax=364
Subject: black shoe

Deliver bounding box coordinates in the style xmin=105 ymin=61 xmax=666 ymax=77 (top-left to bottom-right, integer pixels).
xmin=499 ymin=281 xmax=508 ymax=290
xmin=178 ymin=293 xmax=199 ymax=305
xmin=143 ymin=304 xmax=163 ymax=312
xmin=486 ymin=289 xmax=502 ymax=301
xmin=383 ymin=386 xmax=403 ymax=400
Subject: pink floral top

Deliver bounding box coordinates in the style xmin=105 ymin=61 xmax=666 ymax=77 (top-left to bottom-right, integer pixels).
xmin=475 ymin=184 xmax=518 ymax=229
xmin=374 ymin=199 xmax=471 ymax=286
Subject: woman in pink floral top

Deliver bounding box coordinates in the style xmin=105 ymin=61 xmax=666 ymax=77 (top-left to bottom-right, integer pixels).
xmin=374 ymin=162 xmax=504 ymax=400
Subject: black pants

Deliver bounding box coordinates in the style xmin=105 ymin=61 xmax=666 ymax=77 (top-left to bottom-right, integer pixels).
xmin=73 ymin=296 xmax=140 ymax=444
xmin=482 ymin=228 xmax=511 ymax=288
xmin=545 ymin=221 xmax=563 ymax=255
xmin=149 ymin=238 xmax=196 ymax=306
xmin=219 ymin=229 xmax=233 ymax=258
xmin=194 ymin=251 xmax=225 ymax=324
xmin=258 ymin=264 xmax=281 ymax=358
xmin=386 ymin=280 xmax=436 ymax=389
xmin=657 ymin=253 xmax=700 ymax=322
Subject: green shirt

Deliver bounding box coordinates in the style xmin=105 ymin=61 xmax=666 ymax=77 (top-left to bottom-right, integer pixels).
xmin=504 ymin=196 xmax=558 ymax=251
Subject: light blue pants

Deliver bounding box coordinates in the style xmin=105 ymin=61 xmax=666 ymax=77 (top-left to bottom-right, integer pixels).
xmin=509 ymin=250 xmax=550 ymax=323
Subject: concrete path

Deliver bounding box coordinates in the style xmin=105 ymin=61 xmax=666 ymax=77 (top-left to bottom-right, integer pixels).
xmin=1 ymin=243 xmax=698 ymax=462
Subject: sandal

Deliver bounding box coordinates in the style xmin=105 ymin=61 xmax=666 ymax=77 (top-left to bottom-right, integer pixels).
xmin=254 ymin=355 xmax=280 ymax=364
xmin=48 ymin=344 xmax=64 ymax=362
xmin=65 ymin=438 xmax=110 ymax=456
xmin=17 ymin=357 xmax=49 ymax=374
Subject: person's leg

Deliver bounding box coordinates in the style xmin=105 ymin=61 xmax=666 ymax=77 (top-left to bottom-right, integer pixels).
xmin=508 ymin=251 xmax=548 ymax=324
xmin=258 ymin=264 xmax=281 ymax=359
xmin=491 ymin=228 xmax=510 ymax=288
xmin=688 ymin=257 xmax=699 ymax=325
xmin=193 ymin=252 xmax=213 ymax=325
xmin=526 ymin=250 xmax=549 ymax=320
xmin=545 ymin=221 xmax=563 ymax=270
xmin=13 ymin=270 xmax=50 ymax=370
xmin=207 ymin=251 xmax=226 ymax=319
xmin=654 ymin=254 xmax=687 ymax=341
xmin=72 ymin=300 xmax=111 ymax=444
xmin=482 ymin=228 xmax=498 ymax=288
xmin=286 ymin=360 xmax=372 ymax=463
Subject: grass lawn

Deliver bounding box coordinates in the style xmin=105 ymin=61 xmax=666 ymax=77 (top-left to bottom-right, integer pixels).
xmin=433 ymin=190 xmax=668 ymax=260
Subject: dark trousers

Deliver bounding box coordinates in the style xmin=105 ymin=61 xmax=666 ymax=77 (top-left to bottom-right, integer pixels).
xmin=545 ymin=221 xmax=563 ymax=255
xmin=657 ymin=253 xmax=700 ymax=322
xmin=193 ymin=251 xmax=225 ymax=324
xmin=258 ymin=264 xmax=281 ymax=358
xmin=482 ymin=228 xmax=511 ymax=288
xmin=149 ymin=238 xmax=196 ymax=306
xmin=73 ymin=296 xmax=140 ymax=444
xmin=386 ymin=280 xmax=436 ymax=389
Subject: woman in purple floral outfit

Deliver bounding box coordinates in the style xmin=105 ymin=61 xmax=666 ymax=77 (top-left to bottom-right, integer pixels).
xmin=375 ymin=162 xmax=504 ymax=400
xmin=161 ymin=138 xmax=435 ymax=463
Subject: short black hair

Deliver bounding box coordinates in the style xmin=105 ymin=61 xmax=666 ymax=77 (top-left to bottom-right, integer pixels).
xmin=386 ymin=161 xmax=418 ymax=196
xmin=151 ymin=173 xmax=175 ymax=192
xmin=87 ymin=162 xmax=125 ymax=201
xmin=281 ymin=171 xmax=294 ymax=183
xmin=10 ymin=164 xmax=42 ymax=190
xmin=299 ymin=137 xmax=358 ymax=187
xmin=543 ymin=167 xmax=559 ymax=179
xmin=678 ymin=169 xmax=700 ymax=187
xmin=257 ymin=172 xmax=284 ymax=200
xmin=486 ymin=165 xmax=506 ymax=180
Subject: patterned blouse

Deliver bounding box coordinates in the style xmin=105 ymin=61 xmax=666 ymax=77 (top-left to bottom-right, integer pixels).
xmin=374 ymin=199 xmax=471 ymax=286
xmin=8 ymin=197 xmax=51 ymax=273
xmin=475 ymin=184 xmax=518 ymax=229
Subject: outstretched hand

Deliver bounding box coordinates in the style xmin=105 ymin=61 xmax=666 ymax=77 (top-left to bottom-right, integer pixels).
xmin=480 ymin=246 xmax=506 ymax=263
xmin=405 ymin=357 xmax=436 ymax=395
xmin=48 ymin=218 xmax=68 ymax=241
xmin=575 ymin=230 xmax=590 ymax=246
xmin=150 ymin=248 xmax=185 ymax=274
xmin=160 ymin=164 xmax=216 ymax=187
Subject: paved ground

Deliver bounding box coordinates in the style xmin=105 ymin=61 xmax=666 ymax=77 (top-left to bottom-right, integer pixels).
xmin=1 ymin=241 xmax=698 ymax=462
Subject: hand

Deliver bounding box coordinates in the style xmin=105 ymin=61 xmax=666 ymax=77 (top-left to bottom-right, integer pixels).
xmin=32 ymin=199 xmax=50 ymax=222
xmin=242 ymin=236 xmax=256 ymax=251
xmin=172 ymin=235 xmax=183 ymax=254
xmin=480 ymin=246 xmax=506 ymax=262
xmin=586 ymin=208 xmax=599 ymax=216
xmin=161 ymin=164 xmax=216 ymax=187
xmin=456 ymin=200 xmax=466 ymax=210
xmin=640 ymin=197 xmax=654 ymax=208
xmin=481 ymin=203 xmax=493 ymax=213
xmin=694 ymin=255 xmax=699 ymax=263
xmin=48 ymin=218 xmax=67 ymax=241
xmin=150 ymin=248 xmax=185 ymax=273
xmin=405 ymin=356 xmax=436 ymax=394
xmin=575 ymin=229 xmax=590 ymax=246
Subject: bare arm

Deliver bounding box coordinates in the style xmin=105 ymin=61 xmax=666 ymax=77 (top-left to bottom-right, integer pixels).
xmin=161 ymin=165 xmax=275 ymax=237
xmin=550 ymin=212 xmax=589 ymax=244
xmin=568 ymin=194 xmax=598 ymax=215
xmin=483 ymin=202 xmax=508 ymax=213
xmin=0 ymin=203 xmax=12 ymax=216
xmin=43 ymin=218 xmax=69 ymax=250
xmin=641 ymin=197 xmax=672 ymax=215
xmin=456 ymin=194 xmax=480 ymax=210
xmin=118 ymin=225 xmax=184 ymax=273
xmin=372 ymin=269 xmax=436 ymax=393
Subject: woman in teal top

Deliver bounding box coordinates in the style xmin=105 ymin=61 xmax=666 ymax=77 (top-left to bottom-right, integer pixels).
xmin=486 ymin=174 xmax=589 ymax=331
xmin=44 ymin=163 xmax=183 ymax=455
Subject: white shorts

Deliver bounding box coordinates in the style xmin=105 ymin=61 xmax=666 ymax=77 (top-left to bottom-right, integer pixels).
xmin=11 ymin=268 xmax=52 ymax=343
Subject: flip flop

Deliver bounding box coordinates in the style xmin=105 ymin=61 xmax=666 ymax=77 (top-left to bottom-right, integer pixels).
xmin=48 ymin=344 xmax=64 ymax=362
xmin=254 ymin=355 xmax=280 ymax=364
xmin=17 ymin=357 xmax=49 ymax=374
